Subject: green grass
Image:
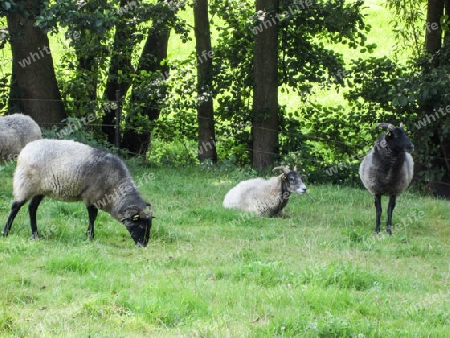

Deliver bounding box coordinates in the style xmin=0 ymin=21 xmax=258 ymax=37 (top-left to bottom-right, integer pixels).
xmin=0 ymin=161 xmax=449 ymax=336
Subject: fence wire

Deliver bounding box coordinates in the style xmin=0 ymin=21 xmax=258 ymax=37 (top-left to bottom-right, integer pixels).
xmin=2 ymin=97 xmax=450 ymax=188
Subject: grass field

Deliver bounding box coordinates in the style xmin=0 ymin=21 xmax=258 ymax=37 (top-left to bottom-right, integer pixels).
xmin=0 ymin=161 xmax=449 ymax=337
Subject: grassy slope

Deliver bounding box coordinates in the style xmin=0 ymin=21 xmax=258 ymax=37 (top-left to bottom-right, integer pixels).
xmin=0 ymin=162 xmax=449 ymax=336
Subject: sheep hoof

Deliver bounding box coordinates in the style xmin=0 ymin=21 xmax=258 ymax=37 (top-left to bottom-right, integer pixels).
xmin=85 ymin=231 xmax=94 ymax=240
xmin=2 ymin=231 xmax=8 ymax=237
xmin=386 ymin=228 xmax=392 ymax=236
xmin=31 ymin=232 xmax=39 ymax=240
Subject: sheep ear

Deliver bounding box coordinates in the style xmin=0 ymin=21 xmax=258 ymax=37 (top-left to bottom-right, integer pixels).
xmin=118 ymin=205 xmax=141 ymax=221
xmin=136 ymin=206 xmax=152 ymax=220
xmin=118 ymin=210 xmax=132 ymax=222
xmin=293 ymin=165 xmax=298 ymax=172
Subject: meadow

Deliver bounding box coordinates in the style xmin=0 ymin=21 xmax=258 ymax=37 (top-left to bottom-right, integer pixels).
xmin=0 ymin=160 xmax=449 ymax=337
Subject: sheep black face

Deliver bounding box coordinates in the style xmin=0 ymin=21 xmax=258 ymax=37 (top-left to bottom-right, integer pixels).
xmin=377 ymin=122 xmax=414 ymax=154
xmin=122 ymin=204 xmax=153 ymax=247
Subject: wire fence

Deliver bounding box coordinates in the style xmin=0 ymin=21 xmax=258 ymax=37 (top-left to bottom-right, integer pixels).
xmin=6 ymin=91 xmax=123 ymax=154
xmin=3 ymin=96 xmax=450 ymax=188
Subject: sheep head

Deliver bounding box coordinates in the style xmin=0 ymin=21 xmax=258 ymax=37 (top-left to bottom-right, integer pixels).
xmin=273 ymin=165 xmax=307 ymax=194
xmin=121 ymin=203 xmax=153 ymax=247
xmin=376 ymin=122 xmax=414 ymax=154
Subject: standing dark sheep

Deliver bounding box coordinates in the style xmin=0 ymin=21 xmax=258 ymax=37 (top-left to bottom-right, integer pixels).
xmin=359 ymin=123 xmax=414 ymax=234
xmin=2 ymin=139 xmax=153 ymax=247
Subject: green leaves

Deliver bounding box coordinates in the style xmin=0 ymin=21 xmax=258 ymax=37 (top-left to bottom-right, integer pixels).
xmin=392 ymin=95 xmax=408 ymax=107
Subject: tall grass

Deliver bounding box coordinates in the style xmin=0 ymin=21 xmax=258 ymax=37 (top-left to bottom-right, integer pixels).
xmin=0 ymin=162 xmax=449 ymax=336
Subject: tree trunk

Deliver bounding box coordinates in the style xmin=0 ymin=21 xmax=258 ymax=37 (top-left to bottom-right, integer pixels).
xmin=417 ymin=0 xmax=450 ymax=197
xmin=102 ymin=0 xmax=137 ymax=145
xmin=425 ymin=0 xmax=444 ymax=53
xmin=194 ymin=0 xmax=217 ymax=163
xmin=252 ymin=0 xmax=279 ymax=169
xmin=7 ymin=0 xmax=66 ymax=127
xmin=121 ymin=26 xmax=170 ymax=157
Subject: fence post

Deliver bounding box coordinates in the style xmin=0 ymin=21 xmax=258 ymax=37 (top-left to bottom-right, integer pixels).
xmin=115 ymin=90 xmax=121 ymax=156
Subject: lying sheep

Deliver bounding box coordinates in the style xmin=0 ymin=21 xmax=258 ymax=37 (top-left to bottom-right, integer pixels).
xmin=359 ymin=123 xmax=414 ymax=235
xmin=223 ymin=166 xmax=306 ymax=217
xmin=0 ymin=114 xmax=41 ymax=161
xmin=2 ymin=139 xmax=153 ymax=247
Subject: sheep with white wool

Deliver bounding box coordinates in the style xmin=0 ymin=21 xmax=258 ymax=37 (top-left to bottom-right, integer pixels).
xmin=359 ymin=122 xmax=414 ymax=235
xmin=0 ymin=114 xmax=41 ymax=161
xmin=2 ymin=139 xmax=153 ymax=247
xmin=223 ymin=166 xmax=306 ymax=217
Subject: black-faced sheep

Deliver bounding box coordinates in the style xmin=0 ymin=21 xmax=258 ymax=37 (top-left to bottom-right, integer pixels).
xmin=0 ymin=114 xmax=41 ymax=161
xmin=359 ymin=123 xmax=414 ymax=234
xmin=2 ymin=139 xmax=153 ymax=247
xmin=223 ymin=166 xmax=306 ymax=217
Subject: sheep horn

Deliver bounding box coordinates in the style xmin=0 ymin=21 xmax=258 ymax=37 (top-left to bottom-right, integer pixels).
xmin=376 ymin=123 xmax=395 ymax=131
xmin=272 ymin=166 xmax=290 ymax=174
xmin=400 ymin=122 xmax=404 ymax=128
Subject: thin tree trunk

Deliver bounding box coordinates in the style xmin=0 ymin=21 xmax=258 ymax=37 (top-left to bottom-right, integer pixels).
xmin=7 ymin=0 xmax=66 ymax=127
xmin=121 ymin=26 xmax=170 ymax=157
xmin=446 ymin=0 xmax=450 ymax=42
xmin=194 ymin=0 xmax=217 ymax=163
xmin=252 ymin=0 xmax=279 ymax=169
xmin=103 ymin=0 xmax=137 ymax=145
xmin=417 ymin=0 xmax=450 ymax=197
xmin=70 ymin=0 xmax=108 ymax=116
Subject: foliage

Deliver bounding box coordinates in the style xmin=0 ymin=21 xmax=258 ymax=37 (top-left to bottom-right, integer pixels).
xmin=390 ymin=45 xmax=450 ymax=184
xmin=0 ymin=75 xmax=8 ymax=113
xmin=204 ymin=0 xmax=373 ymax=169
xmin=340 ymin=39 xmax=450 ymax=188
xmin=42 ymin=117 xmax=114 ymax=150
xmin=27 ymin=0 xmax=190 ymax=126
xmin=385 ymin=0 xmax=427 ymax=59
xmin=2 ymin=0 xmax=449 ymax=190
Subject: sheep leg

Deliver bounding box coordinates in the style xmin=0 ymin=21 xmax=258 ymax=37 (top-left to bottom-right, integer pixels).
xmin=386 ymin=195 xmax=396 ymax=235
xmin=29 ymin=195 xmax=44 ymax=239
xmin=374 ymin=194 xmax=382 ymax=234
xmin=86 ymin=205 xmax=98 ymax=239
xmin=2 ymin=200 xmax=27 ymax=237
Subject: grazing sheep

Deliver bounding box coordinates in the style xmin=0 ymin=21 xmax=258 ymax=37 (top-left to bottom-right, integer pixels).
xmin=0 ymin=114 xmax=42 ymax=161
xmin=223 ymin=166 xmax=306 ymax=217
xmin=359 ymin=123 xmax=414 ymax=235
xmin=2 ymin=139 xmax=153 ymax=247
